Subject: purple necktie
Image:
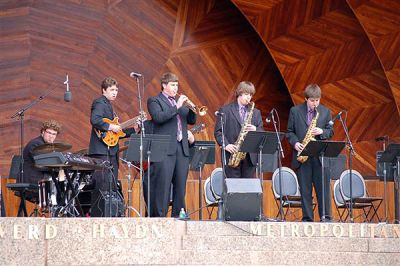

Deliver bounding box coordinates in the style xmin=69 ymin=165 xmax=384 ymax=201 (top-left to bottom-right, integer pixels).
xmin=307 ymin=109 xmax=314 ymax=125
xmin=240 ymin=106 xmax=246 ymax=123
xmin=168 ymin=97 xmax=183 ymax=141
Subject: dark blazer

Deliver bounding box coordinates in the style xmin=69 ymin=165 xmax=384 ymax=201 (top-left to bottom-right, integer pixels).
xmin=147 ymin=93 xmax=196 ymax=156
xmin=22 ymin=136 xmax=45 ymax=184
xmin=214 ymin=101 xmax=264 ymax=165
xmin=286 ymin=102 xmax=334 ymax=169
xmin=89 ymin=95 xmax=135 ymax=156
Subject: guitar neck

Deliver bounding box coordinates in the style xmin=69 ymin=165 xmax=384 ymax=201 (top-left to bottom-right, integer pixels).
xmin=119 ymin=117 xmax=138 ymax=129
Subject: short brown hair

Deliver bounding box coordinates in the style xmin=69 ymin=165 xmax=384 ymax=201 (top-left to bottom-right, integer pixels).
xmin=101 ymin=77 xmax=118 ymax=93
xmin=304 ymin=84 xmax=321 ymax=99
xmin=160 ymin=72 xmax=178 ymax=90
xmin=235 ymin=81 xmax=255 ymax=97
xmin=41 ymin=119 xmax=61 ymax=134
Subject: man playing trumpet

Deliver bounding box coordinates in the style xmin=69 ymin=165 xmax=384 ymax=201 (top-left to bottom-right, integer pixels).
xmin=147 ymin=72 xmax=196 ymax=217
xmin=214 ymin=81 xmax=263 ymax=179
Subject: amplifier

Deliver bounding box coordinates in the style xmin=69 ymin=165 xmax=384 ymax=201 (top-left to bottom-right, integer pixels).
xmin=223 ymin=178 xmax=262 ymax=221
xmin=91 ymin=190 xmax=124 ymax=217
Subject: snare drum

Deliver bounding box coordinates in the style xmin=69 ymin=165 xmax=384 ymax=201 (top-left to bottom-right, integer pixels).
xmin=38 ymin=178 xmax=58 ymax=210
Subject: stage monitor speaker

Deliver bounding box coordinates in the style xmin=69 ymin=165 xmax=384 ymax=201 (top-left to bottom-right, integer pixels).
xmin=91 ymin=190 xmax=124 ymax=217
xmin=223 ymin=178 xmax=262 ymax=221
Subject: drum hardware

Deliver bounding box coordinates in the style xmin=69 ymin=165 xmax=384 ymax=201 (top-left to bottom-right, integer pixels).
xmin=120 ymin=158 xmax=140 ymax=217
xmin=57 ymin=174 xmax=89 ymax=217
xmin=37 ymin=169 xmax=92 ymax=217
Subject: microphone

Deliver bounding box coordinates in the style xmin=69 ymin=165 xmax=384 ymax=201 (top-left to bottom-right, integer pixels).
xmin=375 ymin=135 xmax=388 ymax=142
xmin=265 ymin=109 xmax=275 ymax=123
xmin=328 ymin=110 xmax=343 ymax=126
xmin=63 ymin=74 xmax=71 ymax=102
xmin=130 ymin=72 xmax=142 ymax=78
xmin=214 ymin=111 xmax=224 ymax=116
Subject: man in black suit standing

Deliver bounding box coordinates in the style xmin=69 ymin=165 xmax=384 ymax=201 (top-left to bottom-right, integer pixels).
xmin=147 ymin=72 xmax=196 ymax=217
xmin=214 ymin=81 xmax=263 ymax=179
xmin=286 ymin=84 xmax=334 ymax=222
xmin=89 ymin=77 xmax=138 ymax=216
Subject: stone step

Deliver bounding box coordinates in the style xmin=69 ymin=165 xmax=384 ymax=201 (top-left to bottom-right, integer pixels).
xmin=182 ymin=235 xmax=376 ymax=253
xmin=178 ymin=250 xmax=400 ymax=265
xmin=185 ymin=220 xmax=400 ymax=238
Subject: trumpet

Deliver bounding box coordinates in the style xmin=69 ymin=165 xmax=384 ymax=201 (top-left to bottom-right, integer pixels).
xmin=178 ymin=94 xmax=207 ymax=116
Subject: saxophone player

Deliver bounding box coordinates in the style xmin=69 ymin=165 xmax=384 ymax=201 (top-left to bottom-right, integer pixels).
xmin=286 ymin=84 xmax=334 ymax=222
xmin=214 ymin=81 xmax=263 ymax=178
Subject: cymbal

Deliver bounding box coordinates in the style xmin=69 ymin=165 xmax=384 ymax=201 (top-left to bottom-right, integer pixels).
xmin=33 ymin=142 xmax=72 ymax=154
xmin=74 ymin=148 xmax=89 ymax=156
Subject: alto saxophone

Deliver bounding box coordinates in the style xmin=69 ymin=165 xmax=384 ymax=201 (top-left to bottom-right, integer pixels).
xmin=297 ymin=108 xmax=319 ymax=163
xmin=228 ymin=102 xmax=255 ymax=168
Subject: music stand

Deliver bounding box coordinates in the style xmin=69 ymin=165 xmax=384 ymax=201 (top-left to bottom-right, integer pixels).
xmin=240 ymin=131 xmax=285 ymax=220
xmin=378 ymin=143 xmax=400 ymax=223
xmin=189 ymin=141 xmax=216 ymax=220
xmin=299 ymin=140 xmax=346 ymax=221
xmin=125 ymin=134 xmax=170 ymax=217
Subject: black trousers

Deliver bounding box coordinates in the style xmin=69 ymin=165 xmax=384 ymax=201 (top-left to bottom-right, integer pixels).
xmin=296 ymin=156 xmax=331 ymax=221
xmin=224 ymin=153 xmax=256 ymax=178
xmin=150 ymin=141 xmax=189 ymax=217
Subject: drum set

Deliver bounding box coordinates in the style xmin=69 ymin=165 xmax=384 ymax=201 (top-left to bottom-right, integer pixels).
xmin=33 ymin=143 xmax=95 ymax=217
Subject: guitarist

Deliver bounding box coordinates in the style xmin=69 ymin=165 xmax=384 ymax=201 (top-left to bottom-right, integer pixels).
xmin=147 ymin=72 xmax=196 ymax=217
xmin=89 ymin=77 xmax=139 ymax=216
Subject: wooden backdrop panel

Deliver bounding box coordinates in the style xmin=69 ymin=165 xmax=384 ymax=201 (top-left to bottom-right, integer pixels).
xmin=1 ymin=0 xmax=398 ymax=220
xmin=0 ymin=0 xmax=289 ymax=217
xmin=232 ymin=0 xmax=400 ymax=176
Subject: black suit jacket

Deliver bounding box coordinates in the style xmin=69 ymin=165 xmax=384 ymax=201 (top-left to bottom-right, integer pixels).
xmin=147 ymin=93 xmax=196 ymax=156
xmin=286 ymin=102 xmax=334 ymax=169
xmin=89 ymin=95 xmax=135 ymax=156
xmin=214 ymin=102 xmax=264 ymax=165
xmin=22 ymin=136 xmax=45 ymax=184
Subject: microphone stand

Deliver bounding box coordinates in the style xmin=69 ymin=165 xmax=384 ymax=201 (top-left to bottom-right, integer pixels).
xmin=218 ymin=113 xmax=226 ymax=221
xmin=270 ymin=109 xmax=285 ymax=220
xmin=339 ymin=113 xmax=356 ymax=222
xmin=133 ymin=75 xmax=145 ymax=217
xmin=10 ymin=80 xmax=60 ymax=183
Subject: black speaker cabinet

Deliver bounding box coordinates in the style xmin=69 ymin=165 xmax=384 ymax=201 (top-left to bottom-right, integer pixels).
xmin=223 ymin=178 xmax=262 ymax=221
xmin=91 ymin=190 xmax=124 ymax=217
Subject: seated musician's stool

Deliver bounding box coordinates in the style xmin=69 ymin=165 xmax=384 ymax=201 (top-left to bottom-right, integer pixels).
xmin=6 ymin=155 xmax=40 ymax=217
xmin=7 ymin=183 xmax=39 ymax=217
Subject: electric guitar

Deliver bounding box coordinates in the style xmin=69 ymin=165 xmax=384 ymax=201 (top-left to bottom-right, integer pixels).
xmin=95 ymin=112 xmax=147 ymax=147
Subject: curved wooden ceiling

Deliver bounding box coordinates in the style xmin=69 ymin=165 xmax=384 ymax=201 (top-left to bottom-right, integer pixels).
xmin=232 ymin=0 xmax=400 ymax=174
xmin=1 ymin=0 xmax=399 ymax=180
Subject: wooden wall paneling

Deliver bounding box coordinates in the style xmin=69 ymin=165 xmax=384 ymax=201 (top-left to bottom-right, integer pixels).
xmin=348 ymin=0 xmax=400 ymax=111
xmin=233 ymin=0 xmax=400 ymax=177
xmin=1 ymin=0 xmax=289 ymax=217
